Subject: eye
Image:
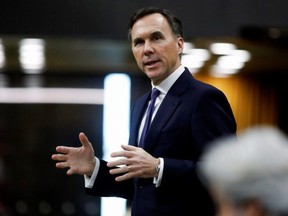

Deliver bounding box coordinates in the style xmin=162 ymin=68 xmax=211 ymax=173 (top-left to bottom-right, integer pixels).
xmin=133 ymin=39 xmax=144 ymax=47
xmin=151 ymin=32 xmax=163 ymax=41
xmin=154 ymin=35 xmax=161 ymax=40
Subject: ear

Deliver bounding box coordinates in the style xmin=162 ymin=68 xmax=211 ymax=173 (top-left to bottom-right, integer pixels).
xmin=177 ymin=37 xmax=184 ymax=55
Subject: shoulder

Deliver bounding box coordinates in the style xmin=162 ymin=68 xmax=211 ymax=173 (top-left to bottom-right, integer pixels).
xmin=181 ymin=69 xmax=224 ymax=96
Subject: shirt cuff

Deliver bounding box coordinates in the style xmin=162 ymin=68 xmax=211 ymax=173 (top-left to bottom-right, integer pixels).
xmin=153 ymin=157 xmax=164 ymax=187
xmin=84 ymin=157 xmax=100 ymax=188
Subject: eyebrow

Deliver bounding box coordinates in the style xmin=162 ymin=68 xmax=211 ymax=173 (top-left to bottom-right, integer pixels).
xmin=132 ymin=30 xmax=164 ymax=43
xmin=151 ymin=30 xmax=164 ymax=37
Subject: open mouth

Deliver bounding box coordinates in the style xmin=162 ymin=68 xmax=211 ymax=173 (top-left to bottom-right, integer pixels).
xmin=144 ymin=59 xmax=160 ymax=67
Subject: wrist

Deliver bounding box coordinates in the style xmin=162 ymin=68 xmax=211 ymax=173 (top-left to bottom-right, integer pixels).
xmin=155 ymin=163 xmax=161 ymax=174
xmin=87 ymin=157 xmax=96 ymax=177
xmin=155 ymin=158 xmax=161 ymax=176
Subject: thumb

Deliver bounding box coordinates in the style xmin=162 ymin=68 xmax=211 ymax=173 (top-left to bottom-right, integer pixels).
xmin=79 ymin=132 xmax=91 ymax=148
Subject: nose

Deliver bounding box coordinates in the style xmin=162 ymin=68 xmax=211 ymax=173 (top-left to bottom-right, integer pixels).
xmin=143 ymin=41 xmax=154 ymax=55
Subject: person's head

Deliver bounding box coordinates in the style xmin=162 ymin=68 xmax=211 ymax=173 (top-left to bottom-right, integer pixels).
xmin=199 ymin=126 xmax=288 ymax=216
xmin=127 ymin=7 xmax=184 ymax=85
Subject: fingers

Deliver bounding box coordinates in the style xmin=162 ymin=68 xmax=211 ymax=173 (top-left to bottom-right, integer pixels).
xmin=54 ymin=160 xmax=74 ymax=176
xmin=51 ymin=153 xmax=67 ymax=162
xmin=107 ymin=158 xmax=128 ymax=167
xmin=109 ymin=166 xmax=136 ymax=182
xmin=110 ymin=150 xmax=128 ymax=158
xmin=109 ymin=165 xmax=130 ymax=175
xmin=55 ymin=161 xmax=69 ymax=169
xmin=54 ymin=158 xmax=76 ymax=175
xmin=52 ymin=132 xmax=94 ymax=176
xmin=66 ymin=169 xmax=74 ymax=176
xmin=110 ymin=145 xmax=139 ymax=158
xmin=108 ymin=145 xmax=142 ymax=168
xmin=79 ymin=132 xmax=91 ymax=148
xmin=53 ymin=132 xmax=89 ymax=155
xmin=115 ymin=172 xmax=133 ymax=182
xmin=55 ymin=146 xmax=70 ymax=154
xmin=121 ymin=144 xmax=137 ymax=151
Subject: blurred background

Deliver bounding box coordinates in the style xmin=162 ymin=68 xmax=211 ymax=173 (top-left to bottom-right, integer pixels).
xmin=0 ymin=0 xmax=288 ymax=215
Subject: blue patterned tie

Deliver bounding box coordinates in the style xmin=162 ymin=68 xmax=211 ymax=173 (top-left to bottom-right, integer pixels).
xmin=139 ymin=88 xmax=161 ymax=148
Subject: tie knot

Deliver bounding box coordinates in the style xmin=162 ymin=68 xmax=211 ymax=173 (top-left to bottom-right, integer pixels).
xmin=151 ymin=88 xmax=160 ymax=100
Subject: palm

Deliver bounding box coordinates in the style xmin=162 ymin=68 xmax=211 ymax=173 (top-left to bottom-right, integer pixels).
xmin=52 ymin=132 xmax=95 ymax=176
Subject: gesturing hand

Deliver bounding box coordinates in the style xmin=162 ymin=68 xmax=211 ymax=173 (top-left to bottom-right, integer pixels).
xmin=107 ymin=145 xmax=160 ymax=182
xmin=51 ymin=132 xmax=96 ymax=176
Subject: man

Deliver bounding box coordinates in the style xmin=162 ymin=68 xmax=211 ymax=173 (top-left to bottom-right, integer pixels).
xmin=199 ymin=126 xmax=288 ymax=216
xmin=52 ymin=7 xmax=237 ymax=216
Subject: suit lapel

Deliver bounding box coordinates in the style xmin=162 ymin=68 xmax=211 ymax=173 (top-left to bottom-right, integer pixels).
xmin=129 ymin=91 xmax=150 ymax=146
xmin=143 ymin=69 xmax=192 ymax=152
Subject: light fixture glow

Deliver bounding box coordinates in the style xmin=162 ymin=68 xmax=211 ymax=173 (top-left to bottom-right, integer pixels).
xmin=0 ymin=87 xmax=103 ymax=104
xmin=210 ymin=43 xmax=236 ymax=55
xmin=230 ymin=49 xmax=251 ymax=62
xmin=183 ymin=42 xmax=194 ymax=53
xmin=0 ymin=40 xmax=6 ymax=69
xmin=217 ymin=56 xmax=245 ymax=69
xmin=210 ymin=64 xmax=240 ymax=75
xmin=184 ymin=48 xmax=211 ymax=61
xmin=102 ymin=73 xmax=131 ymax=216
xmin=181 ymin=48 xmax=210 ymax=72
xmin=19 ymin=38 xmax=46 ymax=74
xmin=181 ymin=55 xmax=204 ymax=69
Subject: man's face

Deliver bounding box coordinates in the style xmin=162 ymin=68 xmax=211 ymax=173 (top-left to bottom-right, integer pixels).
xmin=130 ymin=13 xmax=184 ymax=85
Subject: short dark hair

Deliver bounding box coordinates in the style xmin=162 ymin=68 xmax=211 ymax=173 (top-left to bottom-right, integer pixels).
xmin=127 ymin=7 xmax=183 ymax=41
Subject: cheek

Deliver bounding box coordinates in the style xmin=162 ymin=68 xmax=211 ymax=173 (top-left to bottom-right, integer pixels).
xmin=132 ymin=50 xmax=141 ymax=61
xmin=162 ymin=44 xmax=179 ymax=60
xmin=132 ymin=53 xmax=144 ymax=69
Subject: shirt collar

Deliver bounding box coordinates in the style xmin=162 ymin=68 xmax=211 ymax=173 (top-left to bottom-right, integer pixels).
xmin=152 ymin=65 xmax=185 ymax=94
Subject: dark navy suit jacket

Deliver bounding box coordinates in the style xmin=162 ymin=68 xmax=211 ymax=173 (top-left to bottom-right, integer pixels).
xmin=86 ymin=68 xmax=237 ymax=216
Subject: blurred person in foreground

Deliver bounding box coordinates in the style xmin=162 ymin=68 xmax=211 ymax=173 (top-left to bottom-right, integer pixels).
xmin=52 ymin=7 xmax=236 ymax=216
xmin=199 ymin=126 xmax=288 ymax=216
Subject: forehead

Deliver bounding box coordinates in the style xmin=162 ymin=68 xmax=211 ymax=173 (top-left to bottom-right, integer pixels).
xmin=131 ymin=13 xmax=171 ymax=39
